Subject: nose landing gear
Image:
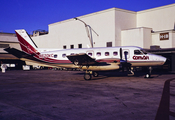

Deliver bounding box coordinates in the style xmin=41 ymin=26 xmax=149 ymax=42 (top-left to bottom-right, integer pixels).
xmin=145 ymin=67 xmax=152 ymax=78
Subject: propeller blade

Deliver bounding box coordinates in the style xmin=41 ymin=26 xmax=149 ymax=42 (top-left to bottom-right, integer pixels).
xmin=120 ymin=48 xmax=122 ymax=60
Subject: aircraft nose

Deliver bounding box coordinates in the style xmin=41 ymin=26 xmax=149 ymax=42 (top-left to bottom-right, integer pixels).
xmin=154 ymin=55 xmax=167 ymax=65
xmin=160 ymin=56 xmax=167 ymax=64
xmin=163 ymin=56 xmax=167 ymax=62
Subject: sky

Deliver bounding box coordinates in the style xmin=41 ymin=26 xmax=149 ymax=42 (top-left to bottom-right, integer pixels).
xmin=0 ymin=0 xmax=175 ymax=34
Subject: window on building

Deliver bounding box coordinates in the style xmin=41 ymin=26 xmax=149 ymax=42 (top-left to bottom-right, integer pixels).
xmin=113 ymin=52 xmax=118 ymax=56
xmin=63 ymin=45 xmax=66 ymax=49
xmin=106 ymin=42 xmax=112 ymax=47
xmin=96 ymin=52 xmax=101 ymax=57
xmin=105 ymin=52 xmax=109 ymax=56
xmin=78 ymin=44 xmax=82 ymax=48
xmin=70 ymin=45 xmax=74 ymax=49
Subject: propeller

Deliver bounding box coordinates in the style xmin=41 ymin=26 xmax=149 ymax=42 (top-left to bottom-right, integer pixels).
xmin=119 ymin=48 xmax=127 ymax=62
xmin=120 ymin=48 xmax=123 ymax=61
xmin=119 ymin=48 xmax=132 ymax=74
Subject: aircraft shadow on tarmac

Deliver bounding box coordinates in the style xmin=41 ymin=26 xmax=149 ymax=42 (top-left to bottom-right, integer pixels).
xmin=155 ymin=78 xmax=175 ymax=120
xmin=74 ymin=70 xmax=173 ymax=80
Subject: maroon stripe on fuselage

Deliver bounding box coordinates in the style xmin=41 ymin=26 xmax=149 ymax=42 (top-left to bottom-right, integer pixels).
xmin=35 ymin=56 xmax=72 ymax=64
xmin=23 ymin=54 xmax=72 ymax=65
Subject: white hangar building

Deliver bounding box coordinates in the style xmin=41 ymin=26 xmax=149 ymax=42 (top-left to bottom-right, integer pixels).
xmin=32 ymin=3 xmax=175 ymax=50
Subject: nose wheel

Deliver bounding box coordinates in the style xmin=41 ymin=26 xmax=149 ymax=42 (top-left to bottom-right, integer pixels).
xmin=144 ymin=67 xmax=152 ymax=78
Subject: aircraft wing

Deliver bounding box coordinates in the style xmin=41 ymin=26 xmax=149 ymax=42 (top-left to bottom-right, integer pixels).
xmin=4 ymin=47 xmax=30 ymax=58
xmin=66 ymin=53 xmax=97 ymax=66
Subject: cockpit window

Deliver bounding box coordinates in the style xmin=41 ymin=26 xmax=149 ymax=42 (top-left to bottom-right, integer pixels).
xmin=141 ymin=49 xmax=147 ymax=54
xmin=134 ymin=50 xmax=147 ymax=55
xmin=134 ymin=50 xmax=142 ymax=55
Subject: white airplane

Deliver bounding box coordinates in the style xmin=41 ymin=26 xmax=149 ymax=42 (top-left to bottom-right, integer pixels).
xmin=5 ymin=29 xmax=166 ymax=80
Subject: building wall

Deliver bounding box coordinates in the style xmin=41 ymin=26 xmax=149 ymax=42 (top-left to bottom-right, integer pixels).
xmin=121 ymin=27 xmax=152 ymax=48
xmin=32 ymin=34 xmax=53 ymax=48
xmin=48 ymin=8 xmax=116 ymax=49
xmin=33 ymin=8 xmax=136 ymax=49
xmin=115 ymin=8 xmax=136 ymax=46
xmin=32 ymin=4 xmax=175 ymax=49
xmin=0 ymin=33 xmax=20 ymax=53
xmin=152 ymin=31 xmax=175 ymax=48
xmin=137 ymin=3 xmax=175 ymax=31
xmin=172 ymin=31 xmax=175 ymax=47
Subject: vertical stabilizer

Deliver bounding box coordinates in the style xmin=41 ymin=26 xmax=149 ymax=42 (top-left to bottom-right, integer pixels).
xmin=15 ymin=29 xmax=38 ymax=55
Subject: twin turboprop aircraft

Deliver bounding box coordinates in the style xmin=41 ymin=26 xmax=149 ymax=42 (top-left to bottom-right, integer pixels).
xmin=5 ymin=29 xmax=167 ymax=80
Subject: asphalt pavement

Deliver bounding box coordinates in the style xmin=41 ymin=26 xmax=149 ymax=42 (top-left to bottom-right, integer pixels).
xmin=0 ymin=70 xmax=175 ymax=120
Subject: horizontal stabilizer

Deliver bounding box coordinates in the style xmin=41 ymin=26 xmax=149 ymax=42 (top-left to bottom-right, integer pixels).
xmin=4 ymin=47 xmax=31 ymax=58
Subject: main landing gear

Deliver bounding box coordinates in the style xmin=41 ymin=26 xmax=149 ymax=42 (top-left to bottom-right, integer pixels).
xmin=84 ymin=71 xmax=99 ymax=80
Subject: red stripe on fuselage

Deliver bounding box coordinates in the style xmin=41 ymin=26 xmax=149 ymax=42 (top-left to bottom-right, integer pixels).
xmin=34 ymin=55 xmax=72 ymax=64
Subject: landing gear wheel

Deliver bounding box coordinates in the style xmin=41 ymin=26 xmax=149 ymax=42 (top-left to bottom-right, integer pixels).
xmin=145 ymin=74 xmax=151 ymax=78
xmin=93 ymin=72 xmax=99 ymax=77
xmin=84 ymin=74 xmax=92 ymax=81
xmin=144 ymin=67 xmax=152 ymax=78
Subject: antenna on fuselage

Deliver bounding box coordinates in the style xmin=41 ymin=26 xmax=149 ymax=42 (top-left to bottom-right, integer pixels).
xmin=74 ymin=17 xmax=99 ymax=48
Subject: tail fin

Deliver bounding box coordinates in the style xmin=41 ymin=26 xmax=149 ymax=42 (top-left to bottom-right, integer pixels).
xmin=15 ymin=29 xmax=38 ymax=55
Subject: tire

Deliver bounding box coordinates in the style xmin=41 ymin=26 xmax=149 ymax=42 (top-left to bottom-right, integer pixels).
xmin=93 ymin=71 xmax=99 ymax=77
xmin=145 ymin=74 xmax=151 ymax=78
xmin=84 ymin=74 xmax=92 ymax=80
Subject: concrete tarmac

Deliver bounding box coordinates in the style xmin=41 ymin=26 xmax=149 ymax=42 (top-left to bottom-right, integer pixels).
xmin=0 ymin=70 xmax=175 ymax=120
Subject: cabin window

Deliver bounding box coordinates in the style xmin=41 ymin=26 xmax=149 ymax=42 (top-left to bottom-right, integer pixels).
xmin=54 ymin=54 xmax=57 ymax=58
xmin=134 ymin=50 xmax=142 ymax=55
xmin=96 ymin=52 xmax=101 ymax=57
xmin=88 ymin=53 xmax=92 ymax=56
xmin=113 ymin=51 xmax=118 ymax=56
xmin=105 ymin=52 xmax=109 ymax=56
xmin=71 ymin=53 xmax=75 ymax=55
xmin=62 ymin=54 xmax=66 ymax=58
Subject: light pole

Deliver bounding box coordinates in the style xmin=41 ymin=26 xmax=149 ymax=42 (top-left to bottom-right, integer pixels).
xmin=74 ymin=17 xmax=99 ymax=48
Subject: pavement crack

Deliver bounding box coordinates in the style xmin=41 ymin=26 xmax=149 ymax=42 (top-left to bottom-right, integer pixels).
xmin=0 ymin=101 xmax=52 ymax=120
